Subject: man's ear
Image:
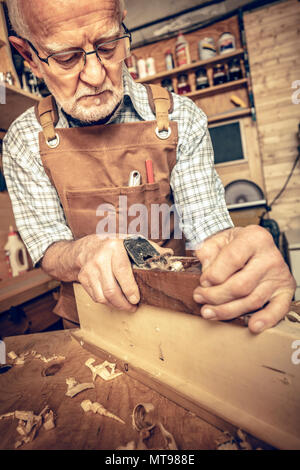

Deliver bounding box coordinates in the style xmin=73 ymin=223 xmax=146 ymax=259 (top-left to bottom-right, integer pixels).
xmin=9 ymin=36 xmax=43 ymax=78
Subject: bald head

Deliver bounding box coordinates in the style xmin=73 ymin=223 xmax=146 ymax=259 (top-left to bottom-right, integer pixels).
xmin=7 ymin=0 xmax=125 ymax=40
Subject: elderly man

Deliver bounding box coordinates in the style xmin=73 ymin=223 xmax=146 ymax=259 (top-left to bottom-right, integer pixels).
xmin=3 ymin=0 xmax=295 ymax=332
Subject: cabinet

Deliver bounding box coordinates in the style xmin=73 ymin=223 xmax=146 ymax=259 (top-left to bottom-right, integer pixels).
xmin=131 ymin=13 xmax=266 ymax=195
xmin=132 ymin=15 xmax=252 ymax=124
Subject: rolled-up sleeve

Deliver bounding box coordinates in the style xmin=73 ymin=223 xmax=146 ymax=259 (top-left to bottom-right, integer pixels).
xmin=170 ymin=96 xmax=234 ymax=250
xmin=2 ymin=113 xmax=74 ymax=266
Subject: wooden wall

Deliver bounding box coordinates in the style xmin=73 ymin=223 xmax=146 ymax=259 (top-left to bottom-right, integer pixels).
xmin=244 ymin=0 xmax=300 ymax=231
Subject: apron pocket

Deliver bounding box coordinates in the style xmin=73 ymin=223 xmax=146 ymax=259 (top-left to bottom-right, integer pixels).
xmin=64 ymin=182 xmax=171 ymax=241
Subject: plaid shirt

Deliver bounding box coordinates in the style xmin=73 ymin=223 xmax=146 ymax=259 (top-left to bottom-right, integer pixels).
xmin=2 ymin=66 xmax=233 ymax=266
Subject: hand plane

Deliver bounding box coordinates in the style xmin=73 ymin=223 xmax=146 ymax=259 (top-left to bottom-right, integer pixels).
xmin=124 ymin=236 xmax=202 ymax=315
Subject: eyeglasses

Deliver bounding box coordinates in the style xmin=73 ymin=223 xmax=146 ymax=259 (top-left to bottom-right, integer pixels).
xmin=26 ymin=23 xmax=132 ymax=76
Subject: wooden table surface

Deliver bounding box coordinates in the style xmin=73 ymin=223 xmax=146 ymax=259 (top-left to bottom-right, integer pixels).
xmin=0 ymin=329 xmax=228 ymax=450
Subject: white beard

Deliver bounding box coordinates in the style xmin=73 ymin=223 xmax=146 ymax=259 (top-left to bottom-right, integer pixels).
xmin=43 ymin=77 xmax=124 ymax=123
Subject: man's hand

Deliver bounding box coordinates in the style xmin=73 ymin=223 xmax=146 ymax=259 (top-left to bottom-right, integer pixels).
xmin=76 ymin=236 xmax=172 ymax=312
xmin=193 ymin=225 xmax=296 ymax=333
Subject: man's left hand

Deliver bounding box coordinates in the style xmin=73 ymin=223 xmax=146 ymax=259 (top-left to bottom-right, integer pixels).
xmin=193 ymin=225 xmax=296 ymax=333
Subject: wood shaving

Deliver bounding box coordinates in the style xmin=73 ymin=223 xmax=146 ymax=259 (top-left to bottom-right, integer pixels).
xmin=285 ymin=311 xmax=300 ymax=323
xmin=236 ymin=429 xmax=252 ymax=450
xmin=7 ymin=350 xmax=65 ymax=366
xmin=65 ymin=377 xmax=95 ymax=398
xmin=81 ymin=399 xmax=125 ymax=425
xmin=216 ymin=428 xmax=253 ymax=450
xmin=117 ymin=440 xmax=136 ymax=450
xmin=0 ymin=406 xmax=55 ymax=448
xmin=131 ymin=402 xmax=177 ymax=450
xmin=30 ymin=350 xmax=65 ymax=363
xmin=217 ymin=441 xmax=240 ymax=450
xmin=141 ymin=254 xmax=184 ymax=272
xmin=85 ymin=358 xmax=123 ymax=382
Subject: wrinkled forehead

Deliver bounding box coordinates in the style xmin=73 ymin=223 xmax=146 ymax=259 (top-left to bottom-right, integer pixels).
xmin=22 ymin=0 xmax=121 ymax=44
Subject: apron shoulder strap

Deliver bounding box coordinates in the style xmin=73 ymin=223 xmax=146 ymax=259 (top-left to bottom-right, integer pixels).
xmin=145 ymin=84 xmax=173 ymax=132
xmin=35 ymin=95 xmax=59 ymax=147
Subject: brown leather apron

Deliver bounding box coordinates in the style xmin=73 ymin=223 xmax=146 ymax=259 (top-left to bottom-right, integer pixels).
xmin=36 ymin=84 xmax=186 ymax=324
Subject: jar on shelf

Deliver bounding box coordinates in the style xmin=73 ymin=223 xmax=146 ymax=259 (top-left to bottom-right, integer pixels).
xmin=228 ymin=58 xmax=242 ymax=81
xmin=161 ymin=78 xmax=174 ymax=93
xmin=218 ymin=32 xmax=236 ymax=55
xmin=177 ymin=73 xmax=191 ymax=95
xmin=165 ymin=50 xmax=175 ymax=71
xmin=195 ymin=68 xmax=209 ymax=90
xmin=213 ymin=63 xmax=227 ymax=86
xmin=198 ymin=37 xmax=216 ymax=61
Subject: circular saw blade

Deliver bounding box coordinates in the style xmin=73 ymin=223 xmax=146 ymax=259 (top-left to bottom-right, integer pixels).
xmin=225 ymin=179 xmax=265 ymax=205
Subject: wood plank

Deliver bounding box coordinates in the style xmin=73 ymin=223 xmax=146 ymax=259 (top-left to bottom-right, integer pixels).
xmin=0 ymin=268 xmax=60 ymax=313
xmin=207 ymin=108 xmax=251 ymax=124
xmin=185 ymin=78 xmax=248 ymax=100
xmin=0 ymin=291 xmax=61 ymax=337
xmin=136 ymin=50 xmax=245 ymax=84
xmin=74 ymin=283 xmax=300 ymax=450
xmin=132 ymin=257 xmax=202 ymax=315
xmin=0 ymin=330 xmax=230 ymax=450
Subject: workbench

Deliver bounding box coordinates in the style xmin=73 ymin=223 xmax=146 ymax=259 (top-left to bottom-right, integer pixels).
xmin=0 ymin=329 xmax=246 ymax=451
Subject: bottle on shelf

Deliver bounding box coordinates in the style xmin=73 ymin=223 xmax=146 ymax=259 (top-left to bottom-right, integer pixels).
xmin=213 ymin=63 xmax=227 ymax=86
xmin=161 ymin=78 xmax=174 ymax=93
xmin=4 ymin=226 xmax=29 ymax=277
xmin=137 ymin=58 xmax=147 ymax=79
xmin=177 ymin=73 xmax=191 ymax=95
xmin=175 ymin=32 xmax=191 ymax=67
xmin=195 ymin=68 xmax=209 ymax=90
xmin=165 ymin=50 xmax=175 ymax=71
xmin=146 ymin=57 xmax=156 ymax=76
xmin=218 ymin=32 xmax=236 ymax=55
xmin=228 ymin=58 xmax=242 ymax=81
xmin=198 ymin=37 xmax=216 ymax=61
xmin=125 ymin=54 xmax=138 ymax=79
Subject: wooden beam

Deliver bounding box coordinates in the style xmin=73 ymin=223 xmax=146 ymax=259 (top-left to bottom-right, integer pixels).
xmin=73 ymin=283 xmax=300 ymax=450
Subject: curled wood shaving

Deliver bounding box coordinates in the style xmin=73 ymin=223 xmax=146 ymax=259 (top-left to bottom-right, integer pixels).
xmin=131 ymin=402 xmax=177 ymax=450
xmin=117 ymin=440 xmax=136 ymax=450
xmin=0 ymin=406 xmax=55 ymax=448
xmin=81 ymin=399 xmax=125 ymax=425
xmin=85 ymin=358 xmax=123 ymax=382
xmin=30 ymin=350 xmax=65 ymax=363
xmin=216 ymin=428 xmax=253 ymax=450
xmin=7 ymin=350 xmax=65 ymax=366
xmin=65 ymin=377 xmax=95 ymax=398
xmin=285 ymin=311 xmax=300 ymax=323
xmin=236 ymin=429 xmax=252 ymax=450
xmin=141 ymin=254 xmax=184 ymax=272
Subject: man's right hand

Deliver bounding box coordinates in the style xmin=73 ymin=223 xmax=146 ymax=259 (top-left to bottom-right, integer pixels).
xmin=76 ymin=236 xmax=140 ymax=312
xmin=42 ymin=234 xmax=172 ymax=312
xmin=76 ymin=235 xmax=172 ymax=312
